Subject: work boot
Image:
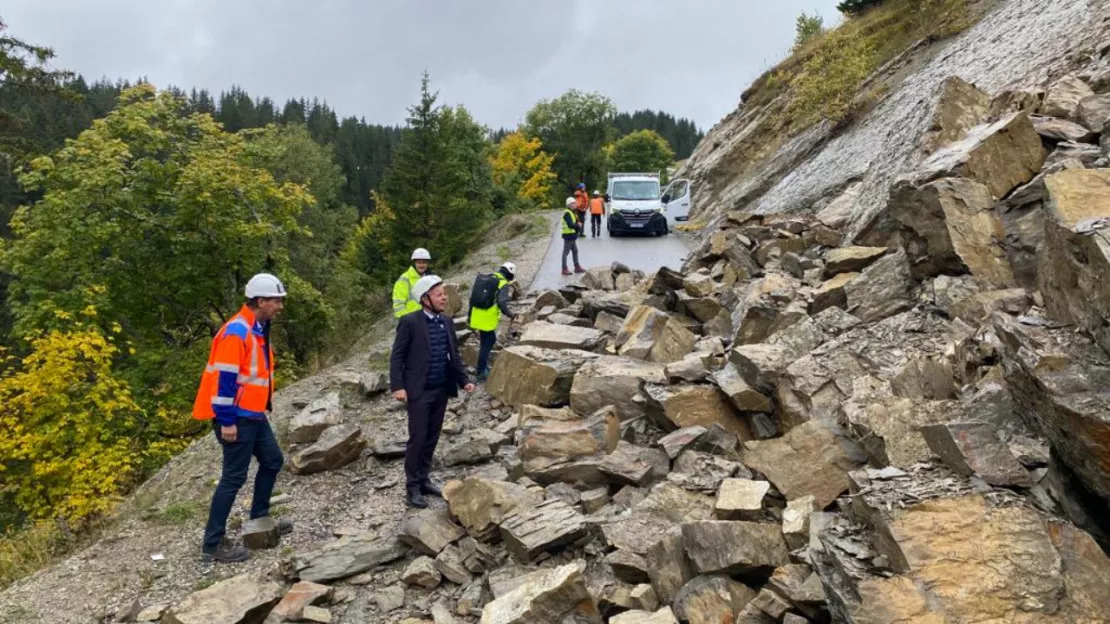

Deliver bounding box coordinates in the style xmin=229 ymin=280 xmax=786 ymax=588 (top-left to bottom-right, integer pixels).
xmin=561 ymin=268 xmax=572 ymax=276
xmin=421 ymin=480 xmax=443 ymax=498
xmin=201 ymin=539 xmax=250 ymax=564
xmin=407 ymin=488 xmax=428 ymax=509
xmin=574 ymin=266 xmax=586 ymax=273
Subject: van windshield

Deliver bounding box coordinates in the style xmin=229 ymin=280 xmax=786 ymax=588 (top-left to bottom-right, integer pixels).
xmin=611 ymin=180 xmax=660 ymax=201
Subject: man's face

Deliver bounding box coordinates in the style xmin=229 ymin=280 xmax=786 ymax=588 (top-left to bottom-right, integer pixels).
xmin=414 ymin=260 xmax=430 ymax=274
xmin=256 ymin=297 xmax=285 ymax=321
xmin=424 ymin=284 xmax=447 ymax=314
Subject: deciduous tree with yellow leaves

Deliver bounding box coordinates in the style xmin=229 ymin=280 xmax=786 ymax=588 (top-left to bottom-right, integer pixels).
xmin=490 ymin=131 xmax=556 ymax=214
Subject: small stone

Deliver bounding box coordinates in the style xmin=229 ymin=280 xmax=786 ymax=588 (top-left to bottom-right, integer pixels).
xmin=375 ymin=585 xmax=406 ymax=612
xmin=403 ymin=556 xmax=442 ymax=589
xmin=606 ymin=549 xmax=652 ymax=584
xmin=630 ymin=583 xmax=660 ymax=612
xmin=715 ymin=479 xmax=770 ymax=520
xmin=782 ymin=495 xmax=818 ymax=550
xmin=136 ymin=605 xmax=168 ymax=622
xmin=301 ymin=605 xmax=332 ymax=623
xmin=399 ymin=508 xmax=466 ymax=556
xmin=242 ymin=516 xmax=280 ymax=550
xmin=581 ymin=487 xmax=610 ymax=514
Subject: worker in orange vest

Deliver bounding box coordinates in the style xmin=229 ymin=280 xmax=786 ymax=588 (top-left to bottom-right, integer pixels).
xmin=589 ymin=190 xmax=605 ymax=238
xmin=193 ymin=273 xmax=291 ymax=564
xmin=573 ymin=183 xmax=590 ymax=229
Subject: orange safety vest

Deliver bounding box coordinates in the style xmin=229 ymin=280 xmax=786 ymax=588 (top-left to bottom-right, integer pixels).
xmin=574 ymin=189 xmax=589 ymax=211
xmin=193 ymin=305 xmax=275 ymax=421
xmin=589 ymin=197 xmax=604 ymax=215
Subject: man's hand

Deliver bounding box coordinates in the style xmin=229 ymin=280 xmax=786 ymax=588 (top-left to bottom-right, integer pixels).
xmin=463 ymin=383 xmax=476 ymax=393
xmin=393 ymin=389 xmax=408 ymax=403
xmin=220 ymin=424 xmax=238 ymax=443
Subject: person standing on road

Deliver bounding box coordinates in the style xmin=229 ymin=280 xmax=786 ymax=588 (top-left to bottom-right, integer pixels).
xmin=589 ymin=190 xmax=605 ymax=238
xmin=390 ymin=275 xmax=476 ymax=508
xmin=193 ymin=273 xmax=292 ymax=564
xmin=561 ymin=197 xmax=586 ymax=276
xmin=468 ymin=262 xmax=518 ymax=382
xmin=393 ymin=248 xmax=433 ymax=319
xmin=574 ymin=183 xmax=590 ymax=228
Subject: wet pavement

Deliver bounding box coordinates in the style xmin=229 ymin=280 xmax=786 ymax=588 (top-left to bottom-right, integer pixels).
xmin=528 ymin=219 xmax=691 ymax=292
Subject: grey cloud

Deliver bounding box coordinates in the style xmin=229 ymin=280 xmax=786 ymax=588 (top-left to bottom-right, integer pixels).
xmin=4 ymin=0 xmax=842 ymax=129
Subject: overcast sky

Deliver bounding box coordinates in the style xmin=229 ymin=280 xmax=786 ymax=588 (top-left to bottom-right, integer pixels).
xmin=5 ymin=1 xmax=842 ymax=132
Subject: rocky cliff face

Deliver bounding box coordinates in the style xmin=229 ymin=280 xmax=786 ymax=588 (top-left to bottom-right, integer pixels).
xmin=679 ymin=0 xmax=1108 ymax=244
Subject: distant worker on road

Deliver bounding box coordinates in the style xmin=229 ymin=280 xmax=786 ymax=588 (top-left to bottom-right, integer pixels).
xmin=561 ymin=197 xmax=586 ymax=276
xmin=574 ymin=183 xmax=590 ymax=227
xmin=193 ymin=273 xmax=291 ymax=564
xmin=589 ymin=190 xmax=605 ymax=238
xmin=467 ymin=262 xmax=518 ymax=382
xmin=393 ymin=248 xmax=432 ymax=318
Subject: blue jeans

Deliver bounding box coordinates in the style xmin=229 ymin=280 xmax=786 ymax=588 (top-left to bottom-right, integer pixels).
xmin=202 ymin=417 xmax=284 ymax=551
xmin=476 ymin=330 xmax=497 ymax=377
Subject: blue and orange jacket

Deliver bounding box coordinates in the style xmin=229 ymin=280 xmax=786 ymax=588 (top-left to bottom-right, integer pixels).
xmin=193 ymin=305 xmax=274 ymax=426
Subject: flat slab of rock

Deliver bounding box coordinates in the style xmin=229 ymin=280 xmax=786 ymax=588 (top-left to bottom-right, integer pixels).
xmin=443 ymin=478 xmax=543 ymax=541
xmin=402 ymin=556 xmax=442 ymax=589
xmin=399 ymin=508 xmax=466 ymax=556
xmin=519 ymin=406 xmax=620 ymax=463
xmin=499 ymin=498 xmax=588 ymax=563
xmin=823 ymin=247 xmax=887 ymax=277
xmin=606 ymin=549 xmax=651 ymax=584
xmin=288 ymin=392 xmax=342 ymax=444
xmin=289 ymin=423 xmax=365 ymax=475
xmin=682 ymin=521 xmax=790 ymax=577
xmin=713 ymin=364 xmax=772 ymax=413
xmin=263 ymin=581 xmax=332 ymax=624
xmin=922 ymin=422 xmax=1032 ymax=486
xmin=740 ymin=420 xmax=867 ymax=509
xmin=843 ymin=248 xmax=914 ymax=324
xmin=646 ymin=384 xmax=753 ymax=440
xmin=292 ymin=535 xmax=409 ymax=583
xmin=657 ymin=426 xmax=708 ymax=459
xmin=570 ymin=356 xmax=666 ymax=421
xmin=602 ymin=483 xmax=715 ymax=555
xmin=599 ymin=441 xmax=671 ymax=487
xmin=714 ymin=479 xmax=770 ymax=520
xmin=518 ymin=321 xmax=605 ymax=352
xmin=646 ymin=526 xmax=695 ymax=605
xmin=162 ymin=573 xmax=283 ymax=624
xmin=610 ymin=607 xmax=678 ymax=624
xmin=479 ymin=561 xmax=601 ymax=624
xmin=442 ymin=432 xmax=495 ymax=466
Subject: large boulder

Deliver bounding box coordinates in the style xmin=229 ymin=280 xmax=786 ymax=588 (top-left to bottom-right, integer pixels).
xmin=890 ymin=177 xmax=1015 ymax=288
xmin=291 ymin=535 xmax=409 ymax=583
xmin=645 ymin=384 xmax=753 ymax=440
xmin=740 ymin=420 xmax=868 ymax=509
xmin=921 ymin=77 xmax=990 ymax=153
xmin=1039 ymin=75 xmax=1096 ymax=120
xmin=518 ymin=321 xmax=605 ymax=352
xmin=921 ymin=422 xmax=1032 ymax=487
xmin=498 ymin=499 xmax=589 ymax=563
xmin=288 ymin=393 xmax=342 ymax=444
xmin=479 ymin=561 xmax=601 ymax=624
xmin=994 ymin=314 xmax=1110 ymax=506
xmin=519 ymin=406 xmax=620 ymax=464
xmin=443 ymin=283 xmax=464 ymax=318
xmin=443 ymin=478 xmax=544 ymax=541
xmin=681 ymin=522 xmax=790 ymax=577
xmin=1077 ymin=93 xmax=1110 ymax=132
xmin=616 ymin=305 xmax=697 ymax=363
xmin=1039 ymin=168 xmax=1110 ymax=354
xmin=712 ymin=363 xmax=773 ymax=413
xmin=815 ymin=494 xmax=1110 ymax=623
xmin=399 ymin=508 xmax=466 ymax=556
xmin=486 ymin=346 xmax=596 ymax=408
xmin=570 ymin=356 xmax=666 ymax=422
xmin=162 ymin=573 xmax=283 ymax=624
xmin=843 ymin=248 xmax=914 ymax=323
xmin=908 ymin=112 xmax=1046 ymax=199
xmin=602 ymin=483 xmax=715 ymax=555
xmin=289 ymin=424 xmax=365 ymax=475
xmin=671 ymin=575 xmax=758 ymax=624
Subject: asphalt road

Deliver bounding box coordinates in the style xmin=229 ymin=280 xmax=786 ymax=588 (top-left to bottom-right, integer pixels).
xmin=529 ymin=218 xmax=691 ymax=292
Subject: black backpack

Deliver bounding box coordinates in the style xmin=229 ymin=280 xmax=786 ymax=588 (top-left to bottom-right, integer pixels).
xmin=469 ymin=273 xmax=501 ymax=309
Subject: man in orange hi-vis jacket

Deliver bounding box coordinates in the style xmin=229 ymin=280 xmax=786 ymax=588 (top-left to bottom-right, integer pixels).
xmin=193 ymin=272 xmax=291 ymax=564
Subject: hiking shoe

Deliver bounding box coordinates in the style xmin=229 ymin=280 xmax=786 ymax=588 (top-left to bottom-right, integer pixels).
xmin=421 ymin=481 xmax=443 ymax=498
xmin=201 ymin=540 xmax=250 ymax=564
xmin=407 ymin=489 xmax=428 ymax=509
xmin=574 ymin=266 xmax=586 ymax=273
xmin=561 ymin=269 xmax=572 ymax=276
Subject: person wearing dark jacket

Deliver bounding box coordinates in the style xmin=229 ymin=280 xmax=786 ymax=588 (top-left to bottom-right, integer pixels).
xmin=561 ymin=197 xmax=586 ymax=276
xmin=468 ymin=262 xmax=517 ymax=382
xmin=390 ymin=275 xmax=475 ymax=508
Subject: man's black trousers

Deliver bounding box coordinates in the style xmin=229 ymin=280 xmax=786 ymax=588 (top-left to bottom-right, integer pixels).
xmin=405 ymin=386 xmax=448 ymax=491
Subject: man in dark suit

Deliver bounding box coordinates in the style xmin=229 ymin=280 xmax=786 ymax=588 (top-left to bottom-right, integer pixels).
xmin=390 ymin=274 xmax=476 ymax=508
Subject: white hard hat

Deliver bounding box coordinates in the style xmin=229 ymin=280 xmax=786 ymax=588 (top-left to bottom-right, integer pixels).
xmin=411 ymin=248 xmax=432 ymax=261
xmin=411 ymin=275 xmax=444 ymax=302
xmin=565 ymin=197 xmax=577 ymax=207
xmin=501 ymin=262 xmax=517 ymax=276
xmin=245 ymin=273 xmax=287 ymax=298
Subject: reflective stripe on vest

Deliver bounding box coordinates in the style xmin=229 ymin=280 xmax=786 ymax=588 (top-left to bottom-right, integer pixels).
xmin=192 ymin=308 xmax=274 ymax=419
xmin=468 ymin=275 xmax=508 ymax=332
